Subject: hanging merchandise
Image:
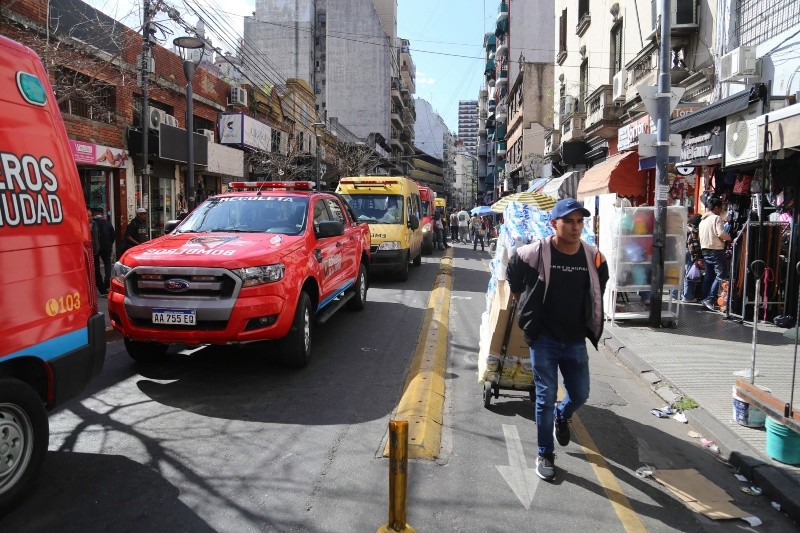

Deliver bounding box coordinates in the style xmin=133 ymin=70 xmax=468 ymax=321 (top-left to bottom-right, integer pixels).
xmin=732 ymin=174 xmax=753 ymax=196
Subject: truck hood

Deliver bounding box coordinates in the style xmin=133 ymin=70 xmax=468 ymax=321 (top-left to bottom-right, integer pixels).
xmin=122 ymin=232 xmax=304 ymax=267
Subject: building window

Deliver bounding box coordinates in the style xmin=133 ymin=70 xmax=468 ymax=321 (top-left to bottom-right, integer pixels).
xmin=737 ymin=0 xmax=800 ymax=46
xmin=610 ymin=21 xmax=623 ymax=80
xmin=298 ymin=131 xmax=304 ymax=152
xmin=579 ymin=60 xmax=589 ymax=113
xmin=55 ymin=68 xmax=116 ymax=124
xmin=576 ymin=0 xmax=591 ymax=36
xmin=558 ymin=9 xmax=568 ymax=64
xmin=271 ymin=130 xmax=281 ymax=153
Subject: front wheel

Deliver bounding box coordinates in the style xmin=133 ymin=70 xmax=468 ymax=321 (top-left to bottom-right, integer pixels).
xmin=346 ymin=264 xmax=368 ymax=311
xmin=124 ymin=339 xmax=169 ymax=363
xmin=280 ymin=291 xmax=313 ymax=368
xmin=0 ymin=379 xmax=48 ymax=514
xmin=396 ymin=252 xmax=410 ymax=282
xmin=413 ymin=249 xmax=422 ymax=267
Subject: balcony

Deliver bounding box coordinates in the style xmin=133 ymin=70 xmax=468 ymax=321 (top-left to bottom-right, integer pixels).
xmin=403 ymin=108 xmax=414 ymax=125
xmin=391 ymin=80 xmax=402 ymax=104
xmin=495 ymin=123 xmax=507 ymax=140
xmin=390 ymin=134 xmax=402 ymax=149
xmin=495 ymin=103 xmax=508 ymax=123
xmin=488 ymin=98 xmax=496 ymax=113
xmin=626 ymin=46 xmax=658 ymax=101
xmin=497 ymin=140 xmax=507 ymax=157
xmin=495 ymin=17 xmax=508 ymax=36
xmin=484 ymin=58 xmax=496 ymax=76
xmin=560 ymin=113 xmax=585 ymax=143
xmin=497 ymin=2 xmax=508 ymax=22
xmin=496 ymin=36 xmax=508 ymax=59
xmin=545 ymin=131 xmax=561 ymax=156
xmin=583 ymin=85 xmax=623 ymax=139
xmin=486 ymin=34 xmax=496 ymax=52
xmin=496 ymin=68 xmax=508 ymax=89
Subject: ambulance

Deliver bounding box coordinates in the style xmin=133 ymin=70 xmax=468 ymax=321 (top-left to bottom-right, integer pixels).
xmin=0 ymin=36 xmax=106 ymax=512
xmin=416 ymin=184 xmax=436 ymax=254
xmin=336 ymin=176 xmax=423 ymax=281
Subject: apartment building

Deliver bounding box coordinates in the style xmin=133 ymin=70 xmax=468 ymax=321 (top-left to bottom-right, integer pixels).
xmin=458 ymin=100 xmax=479 ymax=157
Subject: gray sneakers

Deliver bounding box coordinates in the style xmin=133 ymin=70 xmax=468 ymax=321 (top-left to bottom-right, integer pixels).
xmin=702 ymin=299 xmax=716 ymax=311
xmin=536 ymin=454 xmax=556 ymax=481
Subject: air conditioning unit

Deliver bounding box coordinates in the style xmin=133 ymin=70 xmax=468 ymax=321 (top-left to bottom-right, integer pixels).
xmin=656 ymin=0 xmax=697 ymax=28
xmin=720 ymin=46 xmax=758 ymax=82
xmin=198 ymin=129 xmax=215 ymax=142
xmin=724 ymin=104 xmax=761 ymax=166
xmin=230 ymin=86 xmax=248 ymax=107
xmin=612 ymin=71 xmax=626 ymax=102
xmin=162 ymin=114 xmax=178 ymax=128
xmin=562 ymin=95 xmax=577 ymax=116
xmin=148 ymin=108 xmax=166 ymax=131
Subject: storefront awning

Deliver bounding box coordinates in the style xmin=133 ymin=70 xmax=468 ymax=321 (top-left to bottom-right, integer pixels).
xmin=527 ymin=177 xmax=549 ymax=192
xmin=757 ymin=103 xmax=800 ymax=152
xmin=541 ymin=171 xmax=579 ymax=199
xmin=576 ymin=151 xmax=644 ymax=200
xmin=671 ymin=83 xmax=767 ymax=134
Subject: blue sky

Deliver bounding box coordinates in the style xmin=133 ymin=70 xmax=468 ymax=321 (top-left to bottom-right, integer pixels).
xmin=397 ymin=0 xmax=489 ymax=132
xmin=87 ymin=0 xmax=488 ymax=132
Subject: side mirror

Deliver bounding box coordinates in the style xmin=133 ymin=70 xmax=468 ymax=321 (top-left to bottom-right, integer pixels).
xmin=408 ymin=214 xmax=419 ymax=230
xmin=164 ymin=220 xmax=180 ymax=233
xmin=316 ymin=220 xmax=344 ymax=238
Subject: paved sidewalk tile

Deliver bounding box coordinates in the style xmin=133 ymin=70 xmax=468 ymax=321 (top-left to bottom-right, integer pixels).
xmin=604 ymin=304 xmax=800 ymax=490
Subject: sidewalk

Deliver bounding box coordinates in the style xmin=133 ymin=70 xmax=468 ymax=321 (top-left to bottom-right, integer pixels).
xmin=603 ymin=301 xmax=800 ymax=521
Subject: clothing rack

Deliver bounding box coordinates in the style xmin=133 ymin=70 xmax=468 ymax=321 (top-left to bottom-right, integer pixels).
xmin=728 ymin=219 xmax=792 ymax=322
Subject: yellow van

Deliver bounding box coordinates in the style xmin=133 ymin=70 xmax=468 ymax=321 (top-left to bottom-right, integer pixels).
xmin=434 ymin=196 xmax=447 ymax=217
xmin=337 ymin=176 xmax=423 ymax=281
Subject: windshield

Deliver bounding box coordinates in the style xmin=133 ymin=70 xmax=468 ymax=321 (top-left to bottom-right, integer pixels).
xmin=421 ymin=200 xmax=432 ymax=216
xmin=340 ymin=194 xmax=404 ymax=225
xmin=175 ymin=196 xmax=309 ymax=235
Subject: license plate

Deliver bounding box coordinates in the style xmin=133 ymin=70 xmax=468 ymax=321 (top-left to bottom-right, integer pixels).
xmin=152 ymin=308 xmax=196 ymax=326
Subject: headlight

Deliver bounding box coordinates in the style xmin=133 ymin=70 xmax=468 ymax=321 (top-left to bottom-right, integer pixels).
xmin=378 ymin=241 xmax=401 ymax=251
xmin=232 ymin=264 xmax=285 ymax=287
xmin=112 ymin=262 xmax=131 ymax=283
xmin=422 ymin=222 xmax=432 ymax=233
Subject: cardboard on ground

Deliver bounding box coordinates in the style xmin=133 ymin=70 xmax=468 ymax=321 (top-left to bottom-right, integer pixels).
xmin=652 ymin=469 xmax=750 ymax=520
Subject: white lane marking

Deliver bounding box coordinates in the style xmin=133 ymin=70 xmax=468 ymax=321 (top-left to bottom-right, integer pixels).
xmin=496 ymin=424 xmax=541 ymax=509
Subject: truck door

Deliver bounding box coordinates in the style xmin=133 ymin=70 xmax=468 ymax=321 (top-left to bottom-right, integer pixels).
xmin=312 ymin=199 xmax=346 ymax=303
xmin=323 ymin=197 xmax=358 ymax=286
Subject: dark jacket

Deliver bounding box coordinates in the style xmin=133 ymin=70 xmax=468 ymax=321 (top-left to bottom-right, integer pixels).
xmin=506 ymin=236 xmax=609 ymax=348
xmin=95 ymin=216 xmax=116 ymax=254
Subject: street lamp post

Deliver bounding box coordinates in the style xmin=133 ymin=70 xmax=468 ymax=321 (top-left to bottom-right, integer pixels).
xmin=173 ymin=36 xmax=205 ymax=211
xmin=312 ymin=122 xmax=325 ymax=190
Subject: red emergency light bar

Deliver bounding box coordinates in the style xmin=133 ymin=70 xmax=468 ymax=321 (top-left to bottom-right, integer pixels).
xmin=228 ymin=180 xmax=316 ymax=191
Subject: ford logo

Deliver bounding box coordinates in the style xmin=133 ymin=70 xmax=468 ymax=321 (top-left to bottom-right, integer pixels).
xmin=164 ymin=278 xmax=190 ymax=292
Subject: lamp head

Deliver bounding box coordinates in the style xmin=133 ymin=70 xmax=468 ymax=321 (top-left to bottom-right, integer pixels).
xmin=173 ymin=36 xmax=205 ymax=63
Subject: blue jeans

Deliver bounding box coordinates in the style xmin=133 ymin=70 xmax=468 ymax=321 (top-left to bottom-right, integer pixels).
xmin=530 ymin=336 xmax=590 ymax=457
xmin=701 ymin=249 xmax=728 ymax=303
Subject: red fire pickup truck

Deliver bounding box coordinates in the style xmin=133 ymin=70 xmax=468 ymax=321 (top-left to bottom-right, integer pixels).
xmin=108 ymin=181 xmax=370 ymax=367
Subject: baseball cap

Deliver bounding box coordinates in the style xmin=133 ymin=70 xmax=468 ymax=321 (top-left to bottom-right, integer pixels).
xmin=136 ymin=207 xmax=147 ymax=214
xmin=551 ymin=198 xmax=590 ymax=219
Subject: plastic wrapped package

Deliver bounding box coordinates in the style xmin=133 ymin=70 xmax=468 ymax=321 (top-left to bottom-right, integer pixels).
xmin=499 ymin=358 xmax=518 ymax=387
xmin=513 ymin=358 xmax=534 ymax=388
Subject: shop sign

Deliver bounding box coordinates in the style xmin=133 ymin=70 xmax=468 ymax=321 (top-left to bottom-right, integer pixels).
xmin=69 ymin=140 xmax=128 ymax=168
xmin=219 ymin=113 xmax=272 ymax=152
xmin=207 ymin=142 xmax=244 ymax=178
xmin=618 ymin=105 xmax=705 ymax=151
xmin=678 ymin=125 xmax=724 ymax=166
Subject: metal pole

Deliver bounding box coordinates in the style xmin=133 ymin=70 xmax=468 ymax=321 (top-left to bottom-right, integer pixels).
xmin=376 ymin=420 xmax=415 ymax=533
xmin=649 ymin=0 xmax=672 ymax=326
xmin=316 ymin=134 xmax=322 ymax=190
xmin=140 ymin=0 xmax=151 ymax=235
xmin=184 ymin=60 xmax=196 ymax=211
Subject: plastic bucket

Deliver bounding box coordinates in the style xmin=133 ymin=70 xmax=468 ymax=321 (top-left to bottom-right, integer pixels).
xmin=732 ymin=387 xmax=766 ymax=428
xmin=765 ymin=417 xmax=800 ymax=465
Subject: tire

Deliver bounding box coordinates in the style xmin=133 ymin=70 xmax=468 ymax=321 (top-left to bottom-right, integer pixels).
xmin=346 ymin=264 xmax=368 ymax=311
xmin=280 ymin=291 xmax=313 ymax=368
xmin=0 ymin=379 xmax=48 ymax=515
xmin=124 ymin=339 xmax=169 ymax=363
xmin=483 ymin=381 xmax=493 ymax=408
xmin=413 ymin=249 xmax=422 ymax=267
xmin=396 ymin=252 xmax=409 ymax=282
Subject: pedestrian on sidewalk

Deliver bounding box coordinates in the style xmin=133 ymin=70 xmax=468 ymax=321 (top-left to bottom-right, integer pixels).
xmin=506 ymin=198 xmax=609 ymax=482
xmin=87 ymin=209 xmax=104 ymax=297
xmin=93 ymin=208 xmax=115 ymax=294
xmin=432 ymin=212 xmax=445 ymax=251
xmin=683 ymin=213 xmax=704 ymax=302
xmin=449 ymin=211 xmax=459 ymax=243
xmin=699 ymin=197 xmax=731 ymax=311
xmin=457 ymin=207 xmax=470 ymax=243
xmin=473 ymin=218 xmax=487 ymax=251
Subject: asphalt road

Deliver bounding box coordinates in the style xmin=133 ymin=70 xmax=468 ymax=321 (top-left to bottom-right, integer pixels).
xmin=1 ymin=244 xmax=796 ymax=531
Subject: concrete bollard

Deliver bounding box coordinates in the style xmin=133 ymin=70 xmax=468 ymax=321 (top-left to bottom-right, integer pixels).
xmin=377 ymin=420 xmax=415 ymax=533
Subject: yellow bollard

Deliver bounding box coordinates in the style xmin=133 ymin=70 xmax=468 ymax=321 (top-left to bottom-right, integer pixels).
xmin=377 ymin=420 xmax=416 ymax=533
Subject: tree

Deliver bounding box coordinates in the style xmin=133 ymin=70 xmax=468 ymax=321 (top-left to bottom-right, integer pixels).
xmin=245 ymin=136 xmax=315 ymax=182
xmin=330 ymin=142 xmax=385 ymax=181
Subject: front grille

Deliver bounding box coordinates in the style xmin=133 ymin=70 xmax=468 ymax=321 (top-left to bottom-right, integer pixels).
xmin=128 ymin=269 xmax=238 ymax=299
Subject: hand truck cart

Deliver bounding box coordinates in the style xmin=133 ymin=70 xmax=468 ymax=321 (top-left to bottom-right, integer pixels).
xmin=482 ymin=300 xmax=535 ymax=407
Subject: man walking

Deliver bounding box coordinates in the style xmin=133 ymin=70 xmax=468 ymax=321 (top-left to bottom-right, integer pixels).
xmin=506 ymin=198 xmax=608 ymax=481
xmin=457 ymin=206 xmax=470 ymax=244
xmin=449 ymin=210 xmax=459 ymax=243
xmin=699 ymin=197 xmax=731 ymax=311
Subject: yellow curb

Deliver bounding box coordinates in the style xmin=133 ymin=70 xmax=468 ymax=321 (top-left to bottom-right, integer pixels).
xmin=385 ymin=249 xmax=453 ymax=459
